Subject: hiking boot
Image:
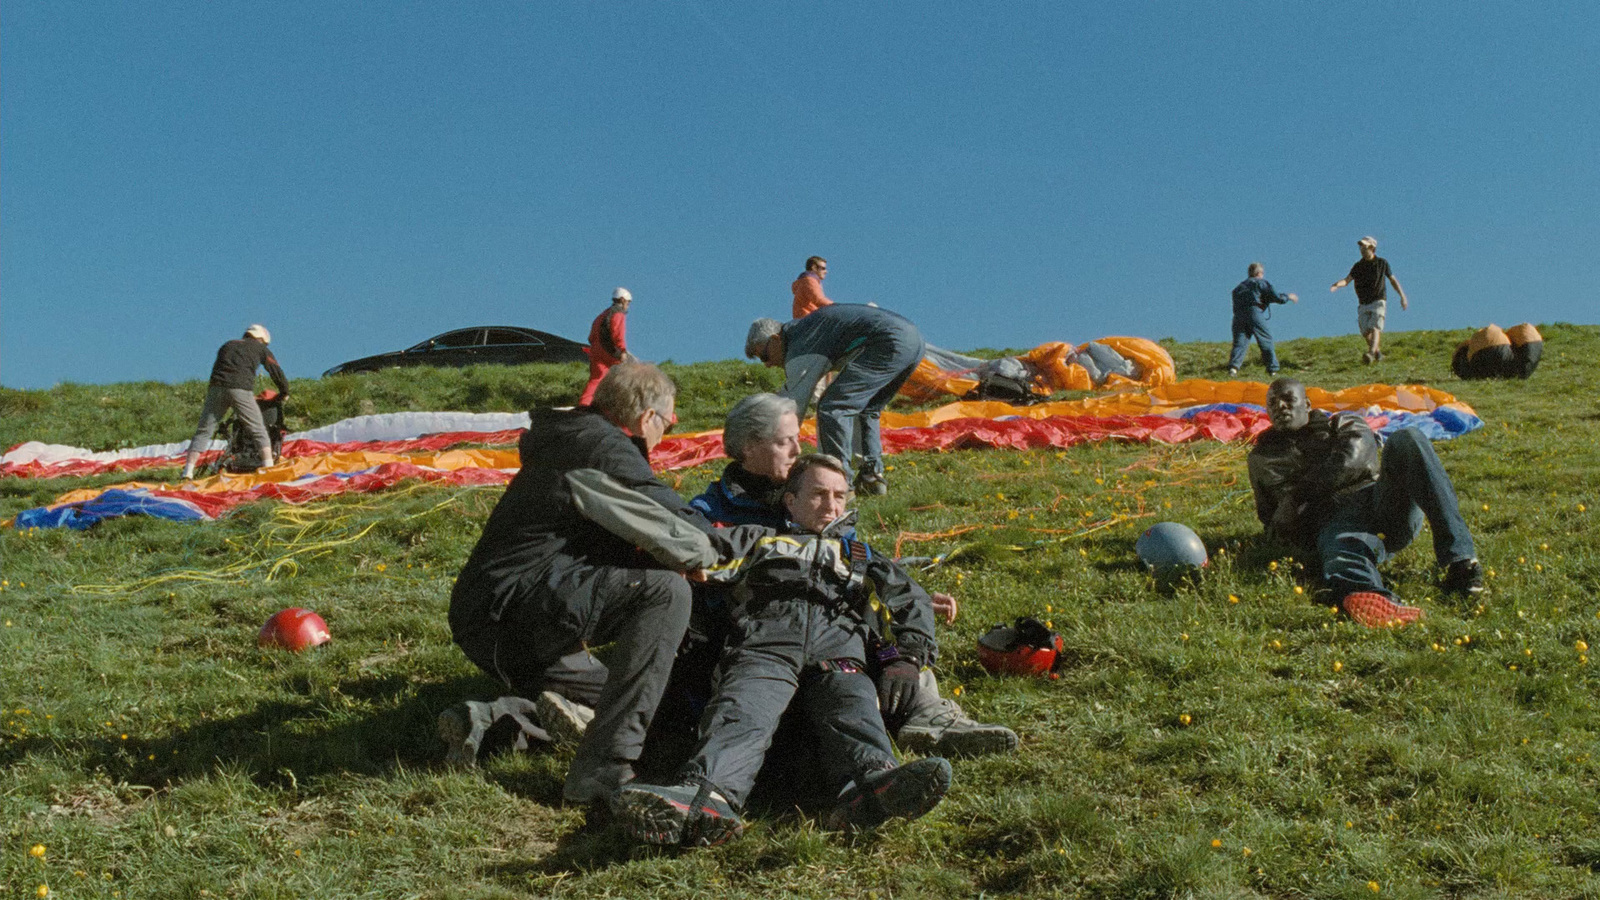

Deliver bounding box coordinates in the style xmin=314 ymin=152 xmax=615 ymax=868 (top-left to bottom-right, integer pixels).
xmin=1362 ymin=351 xmax=1375 ymax=364
xmin=1442 ymin=558 xmax=1485 ymax=596
xmin=437 ymin=701 xmax=494 ymax=767
xmin=896 ymin=703 xmax=1018 ymax=757
xmin=855 ymin=471 xmax=888 ymax=496
xmin=1341 ymin=591 xmax=1424 ymax=628
xmin=611 ymin=780 xmax=744 ymax=847
xmin=822 ymin=758 xmax=952 ymax=832
xmin=536 ymin=690 xmax=594 ymax=747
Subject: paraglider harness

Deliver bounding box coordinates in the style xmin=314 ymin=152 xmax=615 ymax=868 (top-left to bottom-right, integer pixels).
xmin=202 ymin=390 xmax=286 ymax=476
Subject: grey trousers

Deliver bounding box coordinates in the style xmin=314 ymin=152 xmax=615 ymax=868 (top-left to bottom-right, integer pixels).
xmin=456 ymin=566 xmax=692 ymax=796
xmin=682 ymin=600 xmax=897 ymax=809
xmin=816 ymin=329 xmax=925 ymax=480
xmin=183 ymin=385 xmax=272 ymax=473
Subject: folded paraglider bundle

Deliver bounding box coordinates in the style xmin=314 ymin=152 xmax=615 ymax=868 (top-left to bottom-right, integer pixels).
xmin=903 ymin=336 xmax=1177 ymax=402
xmin=1452 ymin=323 xmax=1542 ymax=380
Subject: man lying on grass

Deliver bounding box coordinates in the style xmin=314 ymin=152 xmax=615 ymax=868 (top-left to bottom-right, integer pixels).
xmin=611 ymin=453 xmax=951 ymax=847
xmin=1247 ymin=377 xmax=1484 ymax=627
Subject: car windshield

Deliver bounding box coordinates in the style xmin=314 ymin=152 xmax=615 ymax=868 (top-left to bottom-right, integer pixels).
xmin=409 ymin=329 xmax=483 ymax=352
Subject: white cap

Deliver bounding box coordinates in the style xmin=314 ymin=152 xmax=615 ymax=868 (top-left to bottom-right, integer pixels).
xmin=245 ymin=324 xmax=271 ymax=344
xmin=1358 ymin=235 xmax=1377 ymax=249
xmin=612 ymin=287 xmax=632 ymax=302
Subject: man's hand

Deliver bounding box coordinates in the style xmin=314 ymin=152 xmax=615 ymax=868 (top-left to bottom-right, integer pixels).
xmin=1287 ymin=293 xmax=1299 ymax=303
xmin=1269 ymin=497 xmax=1299 ymax=540
xmin=685 ymin=568 xmax=708 ymax=582
xmin=877 ymin=659 xmax=920 ymax=724
xmin=931 ymin=591 xmax=959 ymax=624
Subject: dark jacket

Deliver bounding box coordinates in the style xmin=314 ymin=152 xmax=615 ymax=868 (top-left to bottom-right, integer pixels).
xmin=450 ymin=407 xmax=715 ymax=631
xmin=1231 ymin=277 xmax=1292 ymax=319
xmin=1247 ymin=410 xmax=1380 ymax=548
xmin=708 ymin=513 xmax=938 ymax=668
xmin=209 ymin=338 xmax=290 ymax=393
xmin=689 ymin=463 xmax=787 ymax=528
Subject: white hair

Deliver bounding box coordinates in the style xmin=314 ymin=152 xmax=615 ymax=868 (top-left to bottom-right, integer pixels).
xmin=723 ymin=393 xmax=798 ymax=462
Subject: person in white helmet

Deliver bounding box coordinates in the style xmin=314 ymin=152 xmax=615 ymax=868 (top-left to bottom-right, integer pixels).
xmin=579 ymin=288 xmax=635 ymax=406
xmin=180 ymin=324 xmax=289 ymax=479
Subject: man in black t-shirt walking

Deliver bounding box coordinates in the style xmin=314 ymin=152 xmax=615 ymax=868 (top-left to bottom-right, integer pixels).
xmin=1330 ymin=236 xmax=1409 ymax=364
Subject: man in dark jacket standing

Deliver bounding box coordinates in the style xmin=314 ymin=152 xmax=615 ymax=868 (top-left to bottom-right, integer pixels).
xmin=1247 ymin=378 xmax=1483 ymax=627
xmin=745 ymin=304 xmax=925 ymax=495
xmin=181 ymin=324 xmax=290 ymax=479
xmin=447 ymin=362 xmax=720 ymax=805
xmin=1227 ymin=262 xmax=1297 ymax=376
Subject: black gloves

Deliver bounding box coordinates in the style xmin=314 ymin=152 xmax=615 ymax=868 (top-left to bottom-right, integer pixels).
xmin=877 ymin=659 xmax=921 ymax=727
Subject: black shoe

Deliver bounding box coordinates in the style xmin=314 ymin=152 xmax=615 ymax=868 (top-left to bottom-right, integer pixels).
xmin=1442 ymin=558 xmax=1485 ymax=596
xmin=855 ymin=471 xmax=888 ymax=496
xmin=611 ymin=780 xmax=744 ymax=847
xmin=822 ymin=758 xmax=952 ymax=832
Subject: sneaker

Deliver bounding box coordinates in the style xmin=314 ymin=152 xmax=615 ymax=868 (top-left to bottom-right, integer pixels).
xmin=536 ymin=690 xmax=595 ymax=747
xmin=1441 ymin=558 xmax=1485 ymax=596
xmin=1342 ymin=591 xmax=1424 ymax=628
xmin=822 ymin=757 xmax=952 ymax=832
xmin=1362 ymin=351 xmax=1375 ymax=364
xmin=897 ymin=705 xmax=1018 ymax=757
xmin=437 ymin=701 xmax=494 ymax=767
xmin=855 ymin=471 xmax=888 ymax=496
xmin=611 ymin=780 xmax=744 ymax=847
xmin=1226 ymin=367 xmax=1239 ymax=377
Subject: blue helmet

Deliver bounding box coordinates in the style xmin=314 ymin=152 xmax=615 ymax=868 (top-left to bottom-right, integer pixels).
xmin=1135 ymin=522 xmax=1208 ymax=579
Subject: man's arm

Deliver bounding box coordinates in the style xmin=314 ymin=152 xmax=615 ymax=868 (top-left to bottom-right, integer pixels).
xmin=1388 ymin=274 xmax=1409 ymax=310
xmin=1331 ymin=264 xmax=1357 ymax=292
xmin=611 ymin=311 xmax=630 ymax=359
xmin=867 ymin=556 xmax=938 ymax=667
xmin=262 ymin=352 xmax=290 ymax=395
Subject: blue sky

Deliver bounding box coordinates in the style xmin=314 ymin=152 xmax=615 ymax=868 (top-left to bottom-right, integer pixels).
xmin=4 ymin=2 xmax=1597 ymax=389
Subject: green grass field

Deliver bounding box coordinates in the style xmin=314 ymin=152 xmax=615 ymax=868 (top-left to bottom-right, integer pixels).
xmin=4 ymin=326 xmax=1598 ymax=899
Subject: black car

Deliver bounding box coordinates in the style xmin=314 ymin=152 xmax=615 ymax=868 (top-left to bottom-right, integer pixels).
xmin=322 ymin=326 xmax=589 ymax=376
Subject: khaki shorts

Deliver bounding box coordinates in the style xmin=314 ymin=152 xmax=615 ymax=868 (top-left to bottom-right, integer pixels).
xmin=1358 ymin=300 xmax=1387 ymax=334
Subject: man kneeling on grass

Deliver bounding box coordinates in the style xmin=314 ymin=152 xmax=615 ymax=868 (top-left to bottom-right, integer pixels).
xmin=612 ymin=453 xmax=950 ymax=847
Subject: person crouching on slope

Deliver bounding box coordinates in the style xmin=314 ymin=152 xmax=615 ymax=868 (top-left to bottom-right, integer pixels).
xmin=181 ymin=324 xmax=290 ymax=480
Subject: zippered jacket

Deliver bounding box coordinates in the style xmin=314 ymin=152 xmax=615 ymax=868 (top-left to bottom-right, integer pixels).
xmin=1247 ymin=411 xmax=1381 ymax=548
xmin=450 ymin=407 xmax=718 ymax=629
xmin=705 ymin=512 xmax=937 ymax=668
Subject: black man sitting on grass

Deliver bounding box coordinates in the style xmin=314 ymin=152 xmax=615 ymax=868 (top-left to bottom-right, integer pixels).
xmin=1247 ymin=377 xmax=1484 ymax=627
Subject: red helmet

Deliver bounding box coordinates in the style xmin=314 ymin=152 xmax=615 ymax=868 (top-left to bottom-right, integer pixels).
xmin=258 ymin=608 xmax=331 ymax=652
xmin=977 ymin=617 xmax=1064 ymax=676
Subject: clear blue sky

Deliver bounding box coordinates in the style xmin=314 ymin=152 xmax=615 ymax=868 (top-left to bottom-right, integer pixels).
xmin=4 ymin=2 xmax=1597 ymax=389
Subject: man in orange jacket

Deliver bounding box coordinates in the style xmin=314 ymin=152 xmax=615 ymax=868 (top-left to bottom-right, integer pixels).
xmin=791 ymin=257 xmax=833 ymax=319
xmin=579 ymin=287 xmax=633 ymax=406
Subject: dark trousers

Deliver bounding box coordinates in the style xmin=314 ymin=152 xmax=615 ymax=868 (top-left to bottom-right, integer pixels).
xmin=1317 ymin=428 xmax=1476 ymax=599
xmin=1228 ymin=309 xmax=1278 ymax=372
xmin=681 ymin=600 xmax=896 ymax=809
xmin=455 ymin=566 xmax=691 ymax=788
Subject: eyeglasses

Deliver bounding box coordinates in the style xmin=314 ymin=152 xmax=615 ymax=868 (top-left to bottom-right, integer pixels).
xmin=654 ymin=408 xmax=677 ymax=435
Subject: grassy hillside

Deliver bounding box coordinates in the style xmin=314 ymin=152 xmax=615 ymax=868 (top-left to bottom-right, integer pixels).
xmin=3 ymin=325 xmax=1598 ymax=899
